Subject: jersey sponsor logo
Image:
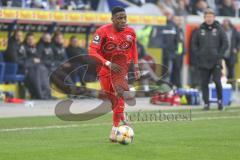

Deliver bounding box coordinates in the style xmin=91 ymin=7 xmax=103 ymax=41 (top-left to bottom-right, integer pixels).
xmin=162 ymin=28 xmax=176 ymax=35
xmin=103 ymin=41 xmax=117 ymax=53
xmin=103 ymin=41 xmax=132 ymax=53
xmin=93 ymin=35 xmax=100 ymax=44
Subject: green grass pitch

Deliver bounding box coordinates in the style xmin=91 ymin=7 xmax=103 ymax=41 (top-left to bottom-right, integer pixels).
xmin=0 ymin=107 xmax=240 ymax=160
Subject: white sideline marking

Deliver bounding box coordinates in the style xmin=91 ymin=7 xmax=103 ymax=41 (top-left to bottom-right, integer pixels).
xmin=0 ymin=124 xmax=79 ymax=132
xmin=0 ymin=115 xmax=240 ymax=133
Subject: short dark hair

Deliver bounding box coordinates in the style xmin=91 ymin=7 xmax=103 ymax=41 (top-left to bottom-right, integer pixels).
xmin=111 ymin=6 xmax=125 ymax=15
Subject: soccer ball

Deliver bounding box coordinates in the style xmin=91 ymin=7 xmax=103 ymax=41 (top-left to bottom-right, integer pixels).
xmin=116 ymin=125 xmax=134 ymax=145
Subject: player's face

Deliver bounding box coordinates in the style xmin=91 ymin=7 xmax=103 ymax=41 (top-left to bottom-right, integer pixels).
xmin=204 ymin=13 xmax=215 ymax=25
xmin=112 ymin=11 xmax=127 ymax=31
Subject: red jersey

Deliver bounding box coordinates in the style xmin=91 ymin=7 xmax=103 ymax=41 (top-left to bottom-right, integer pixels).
xmin=88 ymin=24 xmax=138 ymax=74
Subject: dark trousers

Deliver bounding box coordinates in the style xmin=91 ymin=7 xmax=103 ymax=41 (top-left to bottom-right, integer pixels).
xmin=224 ymin=58 xmax=235 ymax=80
xmin=200 ymin=65 xmax=222 ymax=104
xmin=162 ymin=57 xmax=173 ymax=82
xmin=171 ymin=55 xmax=183 ymax=88
xmin=26 ymin=64 xmax=51 ymax=99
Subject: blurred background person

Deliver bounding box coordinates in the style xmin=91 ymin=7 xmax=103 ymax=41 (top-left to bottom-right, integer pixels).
xmin=20 ymin=32 xmax=51 ymax=99
xmin=160 ymin=8 xmax=178 ymax=84
xmin=222 ymin=19 xmax=240 ymax=82
xmin=4 ymin=30 xmax=24 ymax=65
xmin=171 ymin=16 xmax=185 ymax=88
xmin=191 ymin=9 xmax=228 ymax=111
xmin=66 ymin=36 xmax=87 ymax=86
xmin=219 ymin=0 xmax=236 ymax=17
xmin=192 ymin=0 xmax=209 ymax=16
xmin=37 ymin=32 xmax=55 ymax=73
xmin=52 ymin=31 xmax=67 ymax=69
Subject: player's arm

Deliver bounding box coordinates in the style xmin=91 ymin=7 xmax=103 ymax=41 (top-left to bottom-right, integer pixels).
xmin=88 ymin=30 xmax=121 ymax=73
xmin=88 ymin=30 xmax=108 ymax=65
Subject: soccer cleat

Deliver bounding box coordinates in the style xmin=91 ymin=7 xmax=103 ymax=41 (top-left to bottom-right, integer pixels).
xmin=109 ymin=127 xmax=118 ymax=142
xmin=203 ymin=104 xmax=210 ymax=111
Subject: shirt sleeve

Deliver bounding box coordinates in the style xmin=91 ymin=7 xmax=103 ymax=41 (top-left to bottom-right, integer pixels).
xmin=88 ymin=29 xmax=107 ymax=65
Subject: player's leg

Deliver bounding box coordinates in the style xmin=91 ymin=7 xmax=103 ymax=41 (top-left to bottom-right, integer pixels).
xmin=99 ymin=75 xmax=119 ymax=142
xmin=200 ymin=68 xmax=211 ymax=110
xmin=212 ymin=65 xmax=223 ymax=110
xmin=112 ymin=96 xmax=125 ymax=126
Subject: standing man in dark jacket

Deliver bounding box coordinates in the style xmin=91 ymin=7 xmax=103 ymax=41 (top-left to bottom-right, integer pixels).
xmin=222 ymin=19 xmax=240 ymax=81
xmin=192 ymin=9 xmax=228 ymax=111
xmin=161 ymin=13 xmax=178 ymax=84
xmin=172 ymin=16 xmax=185 ymax=88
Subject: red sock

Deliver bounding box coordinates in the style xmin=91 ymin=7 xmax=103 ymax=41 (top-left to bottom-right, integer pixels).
xmin=112 ymin=97 xmax=124 ymax=127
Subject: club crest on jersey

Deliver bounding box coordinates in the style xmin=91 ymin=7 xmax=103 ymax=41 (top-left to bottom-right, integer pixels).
xmin=93 ymin=35 xmax=100 ymax=44
xmin=212 ymin=28 xmax=217 ymax=36
xmin=126 ymin=35 xmax=132 ymax=41
xmin=200 ymin=29 xmax=205 ymax=35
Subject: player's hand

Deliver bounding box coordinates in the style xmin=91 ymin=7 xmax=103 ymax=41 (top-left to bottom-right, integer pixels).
xmin=134 ymin=64 xmax=141 ymax=80
xmin=108 ymin=62 xmax=122 ymax=73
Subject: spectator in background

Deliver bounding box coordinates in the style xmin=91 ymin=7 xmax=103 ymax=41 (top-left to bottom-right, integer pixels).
xmin=219 ymin=0 xmax=236 ymax=17
xmin=20 ymin=32 xmax=51 ymax=99
xmin=1 ymin=0 xmax=24 ymax=7
xmin=37 ymin=32 xmax=55 ymax=72
xmin=31 ymin=0 xmax=45 ymax=9
xmin=160 ymin=8 xmax=178 ymax=84
xmin=136 ymin=41 xmax=165 ymax=92
xmin=171 ymin=16 xmax=185 ymax=88
xmin=127 ymin=0 xmax=145 ymax=6
xmin=175 ymin=0 xmax=189 ymax=16
xmin=48 ymin=0 xmax=58 ymax=10
xmin=222 ymin=19 xmax=240 ymax=81
xmin=206 ymin=0 xmax=218 ymax=15
xmin=4 ymin=30 xmax=23 ymax=64
xmin=4 ymin=30 xmax=28 ymax=75
xmin=67 ymin=0 xmax=91 ymax=10
xmin=192 ymin=0 xmax=208 ymax=15
xmin=162 ymin=0 xmax=179 ymax=12
xmin=192 ymin=0 xmax=208 ymax=16
xmin=66 ymin=36 xmax=87 ymax=86
xmin=52 ymin=31 xmax=67 ymax=68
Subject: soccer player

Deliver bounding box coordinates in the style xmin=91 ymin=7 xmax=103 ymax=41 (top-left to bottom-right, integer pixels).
xmin=88 ymin=6 xmax=140 ymax=142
